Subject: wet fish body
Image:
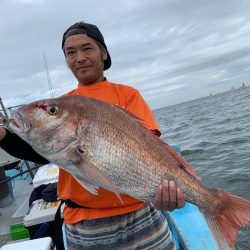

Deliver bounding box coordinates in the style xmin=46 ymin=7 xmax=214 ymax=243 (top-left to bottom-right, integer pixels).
xmin=10 ymin=95 xmax=250 ymax=250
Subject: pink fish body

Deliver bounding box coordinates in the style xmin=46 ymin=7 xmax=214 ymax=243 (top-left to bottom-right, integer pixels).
xmin=10 ymin=95 xmax=250 ymax=250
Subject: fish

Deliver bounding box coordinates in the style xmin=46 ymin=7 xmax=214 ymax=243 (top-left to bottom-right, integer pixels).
xmin=9 ymin=95 xmax=250 ymax=250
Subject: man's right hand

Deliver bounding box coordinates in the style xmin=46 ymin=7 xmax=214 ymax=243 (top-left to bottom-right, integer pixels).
xmin=0 ymin=127 xmax=6 ymax=141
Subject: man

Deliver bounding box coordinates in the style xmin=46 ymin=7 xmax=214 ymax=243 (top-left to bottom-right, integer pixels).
xmin=0 ymin=22 xmax=189 ymax=249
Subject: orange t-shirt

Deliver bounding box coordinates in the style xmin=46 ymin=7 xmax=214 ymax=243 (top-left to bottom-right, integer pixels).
xmin=58 ymin=80 xmax=160 ymax=224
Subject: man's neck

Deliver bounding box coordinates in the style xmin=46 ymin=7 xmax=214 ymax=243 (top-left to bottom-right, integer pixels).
xmin=79 ymin=77 xmax=106 ymax=86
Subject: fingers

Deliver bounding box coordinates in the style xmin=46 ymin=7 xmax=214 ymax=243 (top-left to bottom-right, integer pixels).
xmin=153 ymin=184 xmax=163 ymax=210
xmin=161 ymin=180 xmax=170 ymax=211
xmin=167 ymin=181 xmax=177 ymax=212
xmin=153 ymin=180 xmax=185 ymax=212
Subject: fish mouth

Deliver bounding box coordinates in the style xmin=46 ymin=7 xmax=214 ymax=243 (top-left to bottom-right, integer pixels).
xmin=9 ymin=111 xmax=30 ymax=133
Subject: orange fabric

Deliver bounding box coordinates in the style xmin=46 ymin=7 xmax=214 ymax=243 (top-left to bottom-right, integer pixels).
xmin=58 ymin=80 xmax=161 ymax=224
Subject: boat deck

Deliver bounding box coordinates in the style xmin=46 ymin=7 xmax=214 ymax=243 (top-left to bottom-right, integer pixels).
xmin=0 ymin=180 xmax=33 ymax=247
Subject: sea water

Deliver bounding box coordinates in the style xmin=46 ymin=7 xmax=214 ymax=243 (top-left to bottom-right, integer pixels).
xmin=154 ymin=86 xmax=250 ymax=249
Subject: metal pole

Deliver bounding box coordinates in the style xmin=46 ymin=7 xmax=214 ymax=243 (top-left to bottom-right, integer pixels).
xmin=0 ymin=97 xmax=9 ymax=118
xmin=0 ymin=98 xmax=10 ymax=128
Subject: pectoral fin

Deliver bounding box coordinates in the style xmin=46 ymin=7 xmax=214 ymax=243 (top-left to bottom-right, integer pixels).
xmin=73 ymin=175 xmax=99 ymax=195
xmin=72 ymin=146 xmax=124 ymax=205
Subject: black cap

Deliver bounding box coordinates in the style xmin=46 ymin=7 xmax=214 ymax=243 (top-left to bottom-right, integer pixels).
xmin=62 ymin=22 xmax=111 ymax=70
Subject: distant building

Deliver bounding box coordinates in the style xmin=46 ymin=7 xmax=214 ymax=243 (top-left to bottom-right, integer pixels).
xmin=240 ymin=83 xmax=246 ymax=89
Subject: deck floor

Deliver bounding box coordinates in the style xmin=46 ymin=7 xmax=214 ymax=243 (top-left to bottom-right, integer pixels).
xmin=0 ymin=180 xmax=33 ymax=247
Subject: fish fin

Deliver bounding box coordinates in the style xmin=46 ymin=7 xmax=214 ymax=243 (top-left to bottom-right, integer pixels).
xmin=159 ymin=140 xmax=199 ymax=179
xmin=203 ymin=189 xmax=250 ymax=249
xmin=114 ymin=104 xmax=145 ymax=125
xmin=116 ymin=103 xmax=198 ymax=179
xmin=73 ymin=176 xmax=99 ymax=195
xmin=74 ymin=147 xmax=124 ymax=205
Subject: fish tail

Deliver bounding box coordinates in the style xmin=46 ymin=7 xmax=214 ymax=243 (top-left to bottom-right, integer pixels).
xmin=204 ymin=189 xmax=250 ymax=250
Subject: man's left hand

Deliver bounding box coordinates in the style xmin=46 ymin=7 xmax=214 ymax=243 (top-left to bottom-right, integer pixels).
xmin=153 ymin=180 xmax=185 ymax=212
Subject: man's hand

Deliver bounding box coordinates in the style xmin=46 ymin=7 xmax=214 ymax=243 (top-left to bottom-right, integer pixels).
xmin=153 ymin=180 xmax=185 ymax=212
xmin=0 ymin=127 xmax=6 ymax=141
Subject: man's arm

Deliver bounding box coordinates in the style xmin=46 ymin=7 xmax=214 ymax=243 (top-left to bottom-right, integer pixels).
xmin=0 ymin=127 xmax=49 ymax=164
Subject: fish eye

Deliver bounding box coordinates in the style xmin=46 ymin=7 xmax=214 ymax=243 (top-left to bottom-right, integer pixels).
xmin=46 ymin=106 xmax=58 ymax=115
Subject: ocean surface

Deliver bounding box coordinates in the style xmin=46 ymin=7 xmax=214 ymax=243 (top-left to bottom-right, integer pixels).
xmin=153 ymin=86 xmax=250 ymax=250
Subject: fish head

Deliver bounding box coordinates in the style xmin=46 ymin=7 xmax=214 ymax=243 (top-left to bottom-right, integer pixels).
xmin=9 ymin=96 xmax=81 ymax=157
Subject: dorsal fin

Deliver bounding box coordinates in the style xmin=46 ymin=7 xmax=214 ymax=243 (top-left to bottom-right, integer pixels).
xmin=160 ymin=140 xmax=199 ymax=178
xmin=113 ymin=104 xmax=163 ymax=136
xmin=114 ymin=103 xmax=196 ymax=178
xmin=113 ymin=104 xmax=145 ymax=125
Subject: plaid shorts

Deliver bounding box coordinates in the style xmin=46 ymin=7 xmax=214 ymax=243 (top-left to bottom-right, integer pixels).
xmin=65 ymin=203 xmax=176 ymax=250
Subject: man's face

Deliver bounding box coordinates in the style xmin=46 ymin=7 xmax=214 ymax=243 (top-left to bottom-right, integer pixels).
xmin=64 ymin=34 xmax=107 ymax=85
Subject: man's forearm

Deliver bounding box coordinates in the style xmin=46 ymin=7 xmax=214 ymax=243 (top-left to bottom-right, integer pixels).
xmin=0 ymin=128 xmax=49 ymax=164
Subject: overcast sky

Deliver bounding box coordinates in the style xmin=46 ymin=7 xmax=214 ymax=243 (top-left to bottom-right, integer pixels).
xmin=0 ymin=0 xmax=250 ymax=110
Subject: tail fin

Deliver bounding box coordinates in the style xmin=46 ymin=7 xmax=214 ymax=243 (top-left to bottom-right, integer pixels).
xmin=204 ymin=189 xmax=250 ymax=250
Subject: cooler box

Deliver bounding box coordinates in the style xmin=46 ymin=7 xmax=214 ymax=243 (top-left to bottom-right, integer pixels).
xmin=23 ymin=199 xmax=61 ymax=227
xmin=32 ymin=163 xmax=59 ymax=188
xmin=0 ymin=237 xmax=52 ymax=250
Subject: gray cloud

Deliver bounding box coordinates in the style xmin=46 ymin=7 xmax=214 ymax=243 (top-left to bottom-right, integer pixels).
xmin=1 ymin=0 xmax=250 ymax=110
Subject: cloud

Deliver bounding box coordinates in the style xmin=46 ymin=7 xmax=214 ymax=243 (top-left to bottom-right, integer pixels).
xmin=1 ymin=0 xmax=250 ymax=110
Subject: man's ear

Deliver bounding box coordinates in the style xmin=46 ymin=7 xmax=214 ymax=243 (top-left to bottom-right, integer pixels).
xmin=102 ymin=48 xmax=108 ymax=61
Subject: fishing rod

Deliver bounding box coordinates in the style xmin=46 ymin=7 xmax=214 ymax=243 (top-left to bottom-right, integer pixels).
xmin=44 ymin=52 xmax=54 ymax=99
xmin=0 ymin=164 xmax=41 ymax=186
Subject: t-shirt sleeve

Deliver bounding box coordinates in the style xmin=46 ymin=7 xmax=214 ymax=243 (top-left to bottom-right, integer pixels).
xmin=125 ymin=88 xmax=161 ymax=137
xmin=0 ymin=129 xmax=49 ymax=164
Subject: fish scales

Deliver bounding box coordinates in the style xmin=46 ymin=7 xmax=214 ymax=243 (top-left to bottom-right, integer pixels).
xmin=69 ymin=98 xmax=222 ymax=206
xmin=83 ymin=118 xmax=162 ymax=200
